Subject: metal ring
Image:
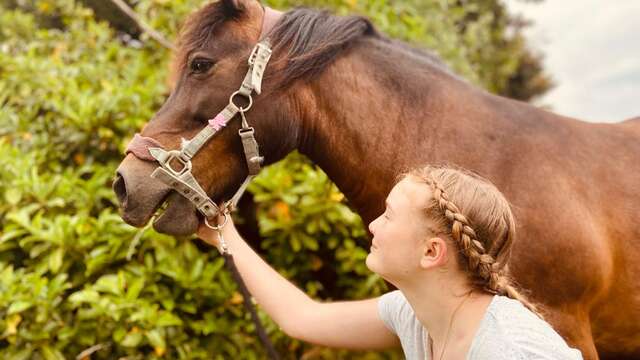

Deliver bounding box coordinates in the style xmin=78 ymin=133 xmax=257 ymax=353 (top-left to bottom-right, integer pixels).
xmin=229 ymin=91 xmax=253 ymax=112
xmin=204 ymin=212 xmax=229 ymax=230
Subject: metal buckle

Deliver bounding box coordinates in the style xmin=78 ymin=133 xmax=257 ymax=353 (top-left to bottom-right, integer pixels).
xmin=238 ymin=127 xmax=255 ymax=136
xmin=164 ymin=150 xmax=192 ymax=176
xmin=248 ymin=42 xmax=271 ymax=66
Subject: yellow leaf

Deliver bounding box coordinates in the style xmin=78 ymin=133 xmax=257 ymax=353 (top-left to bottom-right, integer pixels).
xmin=310 ymin=255 xmax=323 ymax=271
xmin=37 ymin=1 xmax=51 ymax=13
xmin=5 ymin=314 xmax=22 ymax=335
xmin=100 ymin=79 xmax=112 ymax=92
xmin=271 ymin=201 xmax=290 ymax=220
xmin=330 ymin=192 xmax=344 ymax=202
xmin=229 ymin=291 xmax=243 ymax=305
xmin=154 ymin=346 xmax=166 ymax=356
xmin=74 ymin=153 xmax=85 ymax=165
xmin=52 ymin=43 xmax=67 ymax=61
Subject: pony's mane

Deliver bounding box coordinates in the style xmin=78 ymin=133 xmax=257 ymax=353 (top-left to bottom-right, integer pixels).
xmin=173 ymin=2 xmax=453 ymax=89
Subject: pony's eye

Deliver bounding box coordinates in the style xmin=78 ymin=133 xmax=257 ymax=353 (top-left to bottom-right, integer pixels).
xmin=190 ymin=58 xmax=214 ymax=74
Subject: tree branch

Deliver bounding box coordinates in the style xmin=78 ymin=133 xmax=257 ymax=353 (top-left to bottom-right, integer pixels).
xmin=108 ymin=0 xmax=175 ymax=51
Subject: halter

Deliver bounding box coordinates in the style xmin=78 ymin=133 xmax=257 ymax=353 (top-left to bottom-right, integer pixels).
xmin=126 ymin=4 xmax=283 ymax=223
xmin=126 ymin=40 xmax=273 ymax=224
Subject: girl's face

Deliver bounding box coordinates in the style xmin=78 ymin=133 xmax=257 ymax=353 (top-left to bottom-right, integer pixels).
xmin=366 ymin=178 xmax=434 ymax=283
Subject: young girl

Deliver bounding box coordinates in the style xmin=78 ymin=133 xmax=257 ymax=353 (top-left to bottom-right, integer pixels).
xmin=197 ymin=165 xmax=583 ymax=359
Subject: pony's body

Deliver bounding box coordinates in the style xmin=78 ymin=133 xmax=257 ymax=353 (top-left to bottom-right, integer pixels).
xmin=113 ymin=2 xmax=640 ymax=358
xmin=297 ymin=38 xmax=640 ymax=358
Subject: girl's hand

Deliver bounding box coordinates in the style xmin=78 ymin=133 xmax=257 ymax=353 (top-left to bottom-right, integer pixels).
xmin=196 ymin=212 xmax=230 ymax=251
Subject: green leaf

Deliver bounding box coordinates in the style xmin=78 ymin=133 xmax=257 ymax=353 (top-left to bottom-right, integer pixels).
xmin=4 ymin=188 xmax=22 ymax=205
xmin=40 ymin=345 xmax=65 ymax=360
xmin=120 ymin=331 xmax=143 ymax=347
xmin=48 ymin=247 xmax=63 ymax=273
xmin=289 ymin=233 xmax=301 ymax=252
xmin=69 ymin=289 xmax=100 ymax=304
xmin=126 ymin=277 xmax=144 ymax=300
xmin=8 ymin=300 xmax=33 ymax=315
xmin=146 ymin=329 xmax=166 ymax=349
xmin=112 ymin=326 xmax=127 ymax=342
xmin=156 ymin=311 xmax=183 ymax=327
xmin=189 ymin=257 xmax=204 ymax=280
xmin=0 ymin=229 xmax=27 ymax=242
xmin=95 ymin=274 xmax=122 ymax=296
xmin=7 ymin=347 xmax=33 ymax=360
xmin=300 ymin=233 xmax=319 ymax=251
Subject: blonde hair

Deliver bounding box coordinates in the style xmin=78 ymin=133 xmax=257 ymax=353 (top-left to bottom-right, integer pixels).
xmin=401 ymin=165 xmax=541 ymax=316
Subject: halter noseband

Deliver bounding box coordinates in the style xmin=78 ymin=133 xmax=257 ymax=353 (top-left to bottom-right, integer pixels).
xmin=125 ymin=39 xmax=273 ymax=223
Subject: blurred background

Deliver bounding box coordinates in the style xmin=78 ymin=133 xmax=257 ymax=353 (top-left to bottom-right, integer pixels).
xmin=505 ymin=0 xmax=640 ymax=122
xmin=0 ymin=0 xmax=636 ymax=359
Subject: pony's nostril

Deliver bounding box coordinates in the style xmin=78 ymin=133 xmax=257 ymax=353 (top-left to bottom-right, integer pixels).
xmin=113 ymin=171 xmax=128 ymax=206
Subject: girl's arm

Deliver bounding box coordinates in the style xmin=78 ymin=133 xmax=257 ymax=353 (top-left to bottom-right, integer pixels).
xmin=197 ymin=216 xmax=399 ymax=350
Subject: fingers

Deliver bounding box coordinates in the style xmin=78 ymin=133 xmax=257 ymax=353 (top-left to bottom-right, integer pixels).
xmin=196 ymin=208 xmax=235 ymax=249
xmin=196 ymin=221 xmax=220 ymax=246
xmin=195 ymin=222 xmax=211 ymax=239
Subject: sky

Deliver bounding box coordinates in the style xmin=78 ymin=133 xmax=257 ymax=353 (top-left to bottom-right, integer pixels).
xmin=503 ymin=0 xmax=640 ymax=123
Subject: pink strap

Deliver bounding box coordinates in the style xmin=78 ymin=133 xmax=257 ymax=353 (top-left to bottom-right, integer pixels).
xmin=208 ymin=113 xmax=227 ymax=131
xmin=261 ymin=7 xmax=283 ymax=38
xmin=126 ymin=133 xmax=165 ymax=161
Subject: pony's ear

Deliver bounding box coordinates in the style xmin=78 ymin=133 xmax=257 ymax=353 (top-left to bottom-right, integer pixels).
xmin=220 ymin=0 xmax=245 ymax=18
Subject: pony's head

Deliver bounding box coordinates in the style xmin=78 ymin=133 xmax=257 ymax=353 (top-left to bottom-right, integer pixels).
xmin=113 ymin=0 xmax=375 ymax=235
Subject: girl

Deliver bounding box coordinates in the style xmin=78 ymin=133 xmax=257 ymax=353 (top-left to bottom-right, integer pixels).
xmin=197 ymin=165 xmax=582 ymax=359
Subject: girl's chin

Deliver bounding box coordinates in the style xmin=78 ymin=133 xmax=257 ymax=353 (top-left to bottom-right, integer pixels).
xmin=365 ymin=253 xmax=380 ymax=273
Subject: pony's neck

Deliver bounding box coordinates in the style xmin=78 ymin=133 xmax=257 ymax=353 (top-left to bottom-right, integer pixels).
xmin=297 ymin=37 xmax=516 ymax=222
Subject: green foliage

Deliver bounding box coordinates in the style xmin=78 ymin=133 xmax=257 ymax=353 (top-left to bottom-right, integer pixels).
xmin=0 ymin=0 xmax=546 ymax=358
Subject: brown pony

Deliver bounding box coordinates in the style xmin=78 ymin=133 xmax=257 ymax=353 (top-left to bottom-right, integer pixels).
xmin=112 ymin=1 xmax=640 ymax=358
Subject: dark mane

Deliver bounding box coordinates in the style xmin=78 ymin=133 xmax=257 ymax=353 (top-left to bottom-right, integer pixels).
xmin=266 ymin=8 xmax=377 ymax=88
xmin=174 ymin=3 xmax=453 ymax=89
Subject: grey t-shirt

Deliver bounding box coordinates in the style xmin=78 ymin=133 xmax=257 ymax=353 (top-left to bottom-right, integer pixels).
xmin=377 ymin=290 xmax=583 ymax=360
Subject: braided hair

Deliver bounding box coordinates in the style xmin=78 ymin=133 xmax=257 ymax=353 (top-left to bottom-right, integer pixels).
xmin=403 ymin=165 xmax=541 ymax=317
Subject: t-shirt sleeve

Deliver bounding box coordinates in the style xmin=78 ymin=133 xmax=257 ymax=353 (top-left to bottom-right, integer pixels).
xmin=377 ymin=290 xmax=405 ymax=334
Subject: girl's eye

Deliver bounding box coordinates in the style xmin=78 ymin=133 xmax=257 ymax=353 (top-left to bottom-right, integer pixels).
xmin=190 ymin=58 xmax=214 ymax=74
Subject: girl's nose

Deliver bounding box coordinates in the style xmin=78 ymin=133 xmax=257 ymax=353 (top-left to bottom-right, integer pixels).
xmin=368 ymin=217 xmax=378 ymax=235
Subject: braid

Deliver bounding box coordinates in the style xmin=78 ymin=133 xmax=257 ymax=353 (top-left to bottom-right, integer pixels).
xmin=423 ymin=174 xmax=543 ymax=318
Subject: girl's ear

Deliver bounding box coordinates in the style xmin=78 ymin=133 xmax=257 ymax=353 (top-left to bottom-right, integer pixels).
xmin=420 ymin=237 xmax=449 ymax=269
